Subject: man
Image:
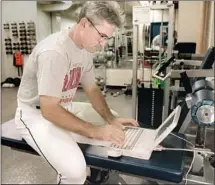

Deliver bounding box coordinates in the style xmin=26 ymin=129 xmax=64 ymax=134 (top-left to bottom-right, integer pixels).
xmin=15 ymin=1 xmax=137 ymax=184
xmin=151 ymin=29 xmax=167 ymax=50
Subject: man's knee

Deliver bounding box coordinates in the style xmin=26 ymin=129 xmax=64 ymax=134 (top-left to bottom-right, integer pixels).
xmin=64 ymin=158 xmax=87 ymax=183
xmin=68 ymin=169 xmax=87 ymax=184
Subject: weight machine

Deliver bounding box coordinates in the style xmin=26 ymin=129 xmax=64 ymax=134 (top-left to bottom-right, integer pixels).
xmin=152 ymin=46 xmax=215 ymax=184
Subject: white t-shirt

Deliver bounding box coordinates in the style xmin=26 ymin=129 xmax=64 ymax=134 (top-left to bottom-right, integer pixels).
xmin=152 ymin=35 xmax=161 ymax=50
xmin=17 ymin=29 xmax=95 ymax=107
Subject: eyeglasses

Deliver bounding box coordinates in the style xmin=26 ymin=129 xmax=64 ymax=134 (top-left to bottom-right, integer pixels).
xmin=87 ymin=18 xmax=113 ymax=41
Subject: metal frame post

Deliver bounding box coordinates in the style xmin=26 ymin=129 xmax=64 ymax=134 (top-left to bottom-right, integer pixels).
xmin=142 ymin=24 xmax=145 ymax=82
xmin=125 ymin=34 xmax=128 ymax=59
xmin=115 ymin=30 xmax=119 ymax=67
xmin=162 ymin=3 xmax=175 ymax=121
xmin=159 ymin=10 xmax=164 ymax=64
xmin=132 ymin=24 xmax=138 ymax=119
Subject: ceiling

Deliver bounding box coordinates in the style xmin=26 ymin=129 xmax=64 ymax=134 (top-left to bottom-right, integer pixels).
xmin=37 ymin=1 xmax=141 ymax=27
xmin=37 ymin=1 xmax=141 ymax=16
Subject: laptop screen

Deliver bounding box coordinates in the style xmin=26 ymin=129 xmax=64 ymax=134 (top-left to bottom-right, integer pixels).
xmin=154 ymin=114 xmax=174 ymax=140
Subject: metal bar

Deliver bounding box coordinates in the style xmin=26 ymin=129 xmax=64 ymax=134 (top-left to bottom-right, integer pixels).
xmin=170 ymin=69 xmax=214 ymax=78
xmin=125 ymin=35 xmax=128 ymax=59
xmin=174 ymin=60 xmax=202 ymax=66
xmin=142 ymin=24 xmax=145 ymax=82
xmin=173 ymin=52 xmax=205 ymax=60
xmin=159 ymin=10 xmax=164 ymax=64
xmin=163 ymin=4 xmax=175 ymax=121
xmin=103 ymin=57 xmax=107 ymax=93
xmin=178 ymin=110 xmax=192 ymax=134
xmin=115 ymin=30 xmax=118 ymax=67
xmin=150 ymin=4 xmax=170 ymax=10
xmin=170 ymin=86 xmax=185 ymax=92
xmin=132 ymin=24 xmax=138 ymax=119
xmin=50 ymin=12 xmax=53 ymax=33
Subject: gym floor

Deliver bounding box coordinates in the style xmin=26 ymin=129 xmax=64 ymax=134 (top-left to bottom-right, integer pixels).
xmin=1 ymin=88 xmax=214 ymax=184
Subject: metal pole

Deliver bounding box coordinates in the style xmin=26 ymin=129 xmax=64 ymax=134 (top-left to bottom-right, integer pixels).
xmin=132 ymin=24 xmax=138 ymax=119
xmin=115 ymin=30 xmax=118 ymax=68
xmin=159 ymin=10 xmax=164 ymax=64
xmin=103 ymin=54 xmax=107 ymax=94
xmin=142 ymin=24 xmax=145 ymax=82
xmin=149 ymin=24 xmax=151 ymax=47
xmin=163 ymin=4 xmax=174 ymax=121
xmin=125 ymin=35 xmax=128 ymax=59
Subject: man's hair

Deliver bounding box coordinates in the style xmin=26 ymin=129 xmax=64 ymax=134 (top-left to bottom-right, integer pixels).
xmin=77 ymin=1 xmax=125 ymax=28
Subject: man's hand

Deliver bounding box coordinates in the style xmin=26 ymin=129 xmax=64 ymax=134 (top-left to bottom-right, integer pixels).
xmin=92 ymin=117 xmax=138 ymax=145
xmin=92 ymin=124 xmax=125 ymax=145
xmin=108 ymin=117 xmax=139 ymax=127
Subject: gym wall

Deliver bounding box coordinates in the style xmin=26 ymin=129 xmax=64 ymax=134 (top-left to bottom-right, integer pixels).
xmin=51 ymin=13 xmax=76 ymax=33
xmin=177 ymin=1 xmax=201 ymax=43
xmin=208 ymin=3 xmax=214 ymax=48
xmin=2 ymin=1 xmax=51 ymax=82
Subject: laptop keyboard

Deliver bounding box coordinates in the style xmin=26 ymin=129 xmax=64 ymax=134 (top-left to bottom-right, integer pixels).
xmin=110 ymin=127 xmax=143 ymax=150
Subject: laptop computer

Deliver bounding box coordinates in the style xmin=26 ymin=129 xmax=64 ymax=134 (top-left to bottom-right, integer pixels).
xmin=71 ymin=105 xmax=181 ymax=160
xmin=107 ymin=105 xmax=181 ymax=160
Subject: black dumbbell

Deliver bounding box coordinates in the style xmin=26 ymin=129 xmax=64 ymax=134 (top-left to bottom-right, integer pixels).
xmin=5 ymin=38 xmax=11 ymax=42
xmin=6 ymin=51 xmax=13 ymax=55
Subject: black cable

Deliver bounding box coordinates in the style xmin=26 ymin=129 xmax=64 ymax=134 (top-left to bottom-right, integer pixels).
xmin=58 ymin=174 xmax=62 ymax=185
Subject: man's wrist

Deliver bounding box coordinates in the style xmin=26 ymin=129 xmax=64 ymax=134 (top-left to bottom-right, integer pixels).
xmin=106 ymin=114 xmax=116 ymax=124
xmin=88 ymin=124 xmax=97 ymax=139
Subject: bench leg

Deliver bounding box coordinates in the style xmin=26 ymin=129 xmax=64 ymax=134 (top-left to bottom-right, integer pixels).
xmin=86 ymin=168 xmax=110 ymax=184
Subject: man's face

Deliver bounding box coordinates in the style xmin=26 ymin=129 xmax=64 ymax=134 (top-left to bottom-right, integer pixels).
xmin=80 ymin=18 xmax=116 ymax=53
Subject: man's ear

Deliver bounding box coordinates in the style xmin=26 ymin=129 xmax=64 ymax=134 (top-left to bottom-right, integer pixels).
xmin=79 ymin=17 xmax=89 ymax=28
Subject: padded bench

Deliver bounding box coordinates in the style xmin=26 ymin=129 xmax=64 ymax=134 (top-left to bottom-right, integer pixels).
xmin=1 ymin=119 xmax=186 ymax=183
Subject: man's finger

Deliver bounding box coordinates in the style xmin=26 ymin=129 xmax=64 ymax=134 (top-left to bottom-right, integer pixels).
xmin=112 ymin=136 xmax=123 ymax=146
xmin=126 ymin=118 xmax=139 ymax=126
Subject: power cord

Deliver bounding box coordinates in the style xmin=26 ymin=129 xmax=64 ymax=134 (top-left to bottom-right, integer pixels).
xmin=161 ymin=133 xmax=214 ymax=185
xmin=183 ymin=178 xmax=212 ymax=185
xmin=167 ymin=133 xmax=214 ymax=155
xmin=170 ymin=133 xmax=194 ymax=147
xmin=162 ymin=148 xmax=214 ymax=155
xmin=166 ymin=133 xmax=195 ymax=185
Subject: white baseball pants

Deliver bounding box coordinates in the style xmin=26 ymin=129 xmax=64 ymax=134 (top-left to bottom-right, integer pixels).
xmin=14 ymin=101 xmax=118 ymax=184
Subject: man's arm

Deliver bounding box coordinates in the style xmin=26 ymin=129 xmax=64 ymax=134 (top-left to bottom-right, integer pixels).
xmin=81 ymin=54 xmax=138 ymax=127
xmin=83 ymin=83 xmax=139 ymax=127
xmin=82 ymin=83 xmax=115 ymax=124
xmin=39 ymin=95 xmax=125 ymax=145
xmin=40 ymin=95 xmax=96 ymax=138
xmin=81 ymin=54 xmax=115 ymax=123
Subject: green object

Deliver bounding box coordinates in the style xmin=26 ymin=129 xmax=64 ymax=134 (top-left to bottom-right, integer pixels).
xmin=152 ymin=53 xmax=168 ymax=89
xmin=152 ymin=77 xmax=165 ymax=89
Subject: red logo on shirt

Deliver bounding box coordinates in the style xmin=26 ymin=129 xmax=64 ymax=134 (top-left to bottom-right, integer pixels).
xmin=62 ymin=67 xmax=82 ymax=92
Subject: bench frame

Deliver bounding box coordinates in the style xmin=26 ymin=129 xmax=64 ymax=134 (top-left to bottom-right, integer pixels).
xmin=1 ymin=135 xmax=187 ymax=184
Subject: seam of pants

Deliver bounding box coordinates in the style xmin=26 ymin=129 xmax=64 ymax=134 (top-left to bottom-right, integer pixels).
xmin=19 ymin=109 xmax=62 ymax=184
